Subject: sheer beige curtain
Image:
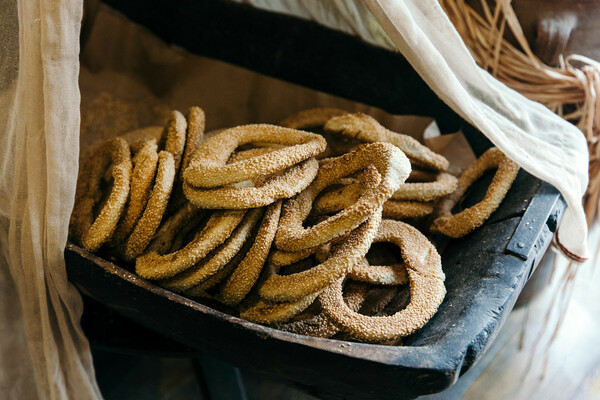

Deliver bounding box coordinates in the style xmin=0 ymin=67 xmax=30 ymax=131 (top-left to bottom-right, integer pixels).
xmin=0 ymin=0 xmax=101 ymax=399
xmin=364 ymin=0 xmax=589 ymax=261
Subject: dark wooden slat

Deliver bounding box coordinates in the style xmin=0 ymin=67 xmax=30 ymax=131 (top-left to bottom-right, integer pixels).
xmin=506 ymin=182 xmax=563 ymax=260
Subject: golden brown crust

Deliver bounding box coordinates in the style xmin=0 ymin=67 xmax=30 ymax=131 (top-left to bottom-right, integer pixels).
xmin=324 ymin=112 xmax=449 ymax=171
xmin=259 ymin=208 xmax=383 ymax=303
xmin=268 ymin=246 xmax=320 ymax=267
xmin=112 ymin=139 xmax=159 ymax=245
xmin=275 ymin=143 xmax=411 ymax=252
xmin=348 ymin=258 xmax=408 ymax=286
xmin=180 ymin=107 xmax=205 ymax=180
xmin=184 ymin=239 xmax=252 ymax=294
xmin=124 ymin=151 xmax=176 ymax=260
xmin=319 ymin=220 xmax=446 ymax=342
xmin=183 ymin=158 xmax=319 ymax=209
xmin=430 ymin=147 xmax=519 ymax=238
xmin=280 ymin=107 xmax=349 ymax=130
xmin=310 ymin=166 xmax=381 ymax=216
xmin=160 ymin=110 xmax=187 ymax=175
xmin=184 ymin=124 xmax=326 ymax=188
xmin=71 ymin=137 xmax=132 ymax=252
xmin=220 ymin=202 xmax=283 ymax=305
xmin=391 ymin=172 xmax=458 ymax=202
xmin=239 ymin=291 xmax=320 ymax=324
xmin=382 ymin=200 xmax=434 ymax=220
xmin=121 ymin=126 xmax=163 ymax=153
xmin=160 ymin=208 xmax=263 ymax=292
xmin=135 ymin=210 xmax=246 ymax=280
xmin=276 ymin=281 xmax=368 ymax=338
xmin=146 ymin=203 xmax=204 ymax=254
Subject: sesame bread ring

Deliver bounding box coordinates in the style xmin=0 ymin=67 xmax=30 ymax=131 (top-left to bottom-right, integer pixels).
xmin=259 ymin=208 xmax=382 ymax=303
xmin=310 ymin=165 xmax=381 ymax=216
xmin=382 ymin=201 xmax=434 ymax=220
xmin=111 ymin=139 xmax=159 ymax=245
xmin=70 ymin=137 xmax=132 ymax=252
xmin=221 ymin=201 xmax=283 ymax=306
xmin=239 ymin=291 xmax=320 ymax=325
xmin=179 ymin=107 xmax=205 ymax=179
xmin=146 ymin=203 xmax=205 ymax=255
xmin=319 ymin=220 xmax=445 ymax=342
xmin=159 ymin=110 xmax=187 ymax=175
xmin=311 ymin=173 xmax=434 ymax=221
xmin=430 ymin=147 xmax=519 ymax=238
xmin=391 ymin=172 xmax=458 ymax=202
xmin=276 ymin=281 xmax=368 ymax=338
xmin=275 ymin=143 xmax=410 ymax=252
xmin=184 ymin=238 xmax=253 ymax=295
xmin=268 ymin=247 xmax=320 ymax=267
xmin=324 ymin=112 xmax=449 ymax=171
xmin=280 ymin=107 xmax=348 ymax=130
xmin=348 ymin=258 xmax=408 ymax=286
xmin=347 ymin=219 xmax=414 ymax=286
xmin=228 ymin=147 xmax=278 ymax=164
xmin=183 ymin=158 xmax=319 ymax=209
xmin=356 ymin=286 xmax=399 ymax=317
xmin=160 ymin=208 xmax=263 ymax=292
xmin=315 ymin=187 xmax=434 ymax=220
xmin=184 ymin=124 xmax=326 ymax=188
xmin=123 ymin=151 xmax=176 ymax=260
xmin=135 ymin=210 xmax=246 ymax=280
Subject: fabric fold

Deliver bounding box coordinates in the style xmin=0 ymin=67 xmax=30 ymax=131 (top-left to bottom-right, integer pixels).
xmin=363 ymin=0 xmax=589 ymax=260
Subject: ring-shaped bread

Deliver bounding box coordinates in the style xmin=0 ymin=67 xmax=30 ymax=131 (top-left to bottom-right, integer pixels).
xmin=274 ymin=143 xmax=410 ymax=252
xmin=324 ymin=112 xmax=449 ymax=171
xmin=280 ymin=107 xmax=348 ymax=130
xmin=310 ymin=166 xmax=381 ymax=216
xmin=145 ymin=203 xmax=204 ymax=255
xmin=430 ymin=147 xmax=519 ymax=238
xmin=259 ymin=208 xmax=382 ymax=302
xmin=348 ymin=258 xmax=408 ymax=286
xmin=382 ymin=200 xmax=434 ymax=220
xmin=268 ymin=246 xmax=321 ymax=267
xmin=135 ymin=210 xmax=246 ymax=280
xmin=239 ymin=291 xmax=320 ymax=325
xmin=276 ymin=281 xmax=368 ymax=338
xmin=391 ymin=172 xmax=458 ymax=202
xmin=310 ymin=173 xmax=434 ymax=221
xmin=184 ymin=124 xmax=326 ymax=188
xmin=184 ymin=238 xmax=253 ymax=295
xmin=159 ymin=110 xmax=187 ymax=175
xmin=70 ymin=137 xmax=132 ymax=252
xmin=179 ymin=106 xmax=205 ymax=180
xmin=112 ymin=139 xmax=159 ymax=245
xmin=319 ymin=220 xmax=446 ymax=342
xmin=220 ymin=201 xmax=283 ymax=306
xmin=124 ymin=151 xmax=176 ymax=260
xmin=160 ymin=208 xmax=263 ymax=292
xmin=183 ymin=158 xmax=319 ymax=209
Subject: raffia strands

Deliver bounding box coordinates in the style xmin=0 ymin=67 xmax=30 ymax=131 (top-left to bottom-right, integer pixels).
xmin=441 ymin=0 xmax=600 ymax=225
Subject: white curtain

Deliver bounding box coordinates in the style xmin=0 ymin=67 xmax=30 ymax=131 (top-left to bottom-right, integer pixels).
xmin=363 ymin=1 xmax=589 ymax=261
xmin=0 ymin=0 xmax=101 ymax=398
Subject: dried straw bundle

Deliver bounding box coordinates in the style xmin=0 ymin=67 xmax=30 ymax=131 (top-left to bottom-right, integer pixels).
xmin=442 ymin=0 xmax=600 ymax=225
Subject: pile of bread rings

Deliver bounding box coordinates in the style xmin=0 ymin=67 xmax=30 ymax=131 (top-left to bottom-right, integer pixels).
xmin=70 ymin=107 xmax=520 ymax=344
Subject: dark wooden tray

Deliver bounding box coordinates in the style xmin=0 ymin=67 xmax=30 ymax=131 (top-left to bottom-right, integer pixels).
xmin=66 ymin=168 xmax=564 ymax=400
